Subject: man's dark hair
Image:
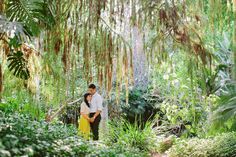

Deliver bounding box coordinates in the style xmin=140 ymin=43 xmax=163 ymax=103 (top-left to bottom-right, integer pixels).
xmin=88 ymin=84 xmax=96 ymax=89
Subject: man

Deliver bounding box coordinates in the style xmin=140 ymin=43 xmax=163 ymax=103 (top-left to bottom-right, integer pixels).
xmin=88 ymin=84 xmax=103 ymax=140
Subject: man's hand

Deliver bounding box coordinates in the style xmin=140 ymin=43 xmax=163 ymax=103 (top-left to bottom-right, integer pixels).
xmin=90 ymin=117 xmax=95 ymax=123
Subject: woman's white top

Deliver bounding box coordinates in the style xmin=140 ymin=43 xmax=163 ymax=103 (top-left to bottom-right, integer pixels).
xmin=80 ymin=102 xmax=90 ymax=115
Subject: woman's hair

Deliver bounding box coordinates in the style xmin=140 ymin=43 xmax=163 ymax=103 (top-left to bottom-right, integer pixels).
xmin=84 ymin=93 xmax=91 ymax=107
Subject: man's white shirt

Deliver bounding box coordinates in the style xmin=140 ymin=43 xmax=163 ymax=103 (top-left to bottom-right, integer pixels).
xmin=90 ymin=92 xmax=103 ymax=113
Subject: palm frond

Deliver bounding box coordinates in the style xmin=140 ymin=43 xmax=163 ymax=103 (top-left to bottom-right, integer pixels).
xmin=6 ymin=0 xmax=40 ymax=35
xmin=32 ymin=0 xmax=56 ymax=29
xmin=6 ymin=0 xmax=56 ymax=36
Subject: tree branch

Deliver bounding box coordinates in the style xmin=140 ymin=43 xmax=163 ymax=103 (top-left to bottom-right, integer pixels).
xmin=45 ymin=98 xmax=82 ymax=122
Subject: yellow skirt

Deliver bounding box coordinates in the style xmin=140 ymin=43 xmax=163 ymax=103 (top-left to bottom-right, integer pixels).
xmin=78 ymin=116 xmax=90 ymax=140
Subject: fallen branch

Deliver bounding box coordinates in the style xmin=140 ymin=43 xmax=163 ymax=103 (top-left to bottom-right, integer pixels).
xmin=45 ymin=98 xmax=82 ymax=122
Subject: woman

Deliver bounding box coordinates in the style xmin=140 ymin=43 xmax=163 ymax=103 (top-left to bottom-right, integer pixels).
xmin=78 ymin=93 xmax=91 ymax=139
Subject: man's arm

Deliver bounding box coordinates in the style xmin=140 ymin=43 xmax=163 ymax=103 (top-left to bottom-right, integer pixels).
xmin=92 ymin=110 xmax=101 ymax=120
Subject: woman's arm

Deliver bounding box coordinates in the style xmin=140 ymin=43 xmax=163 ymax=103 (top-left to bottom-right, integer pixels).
xmin=81 ymin=113 xmax=90 ymax=121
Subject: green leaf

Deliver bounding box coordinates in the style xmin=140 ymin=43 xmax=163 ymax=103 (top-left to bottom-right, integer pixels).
xmin=6 ymin=0 xmax=56 ymax=36
xmin=8 ymin=36 xmax=22 ymax=48
xmin=7 ymin=51 xmax=30 ymax=80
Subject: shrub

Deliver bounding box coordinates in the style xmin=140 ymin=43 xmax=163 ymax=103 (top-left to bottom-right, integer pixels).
xmin=167 ymin=132 xmax=236 ymax=157
xmin=0 ymin=111 xmax=148 ymax=157
xmin=120 ymin=88 xmax=162 ymax=125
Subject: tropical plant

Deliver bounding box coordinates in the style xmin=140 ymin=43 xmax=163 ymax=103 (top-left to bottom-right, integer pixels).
xmin=5 ymin=0 xmax=56 ymax=36
xmin=0 ymin=0 xmax=57 ymax=80
xmin=198 ymin=33 xmax=232 ymax=96
xmin=117 ymin=88 xmax=163 ymax=125
xmin=0 ymin=15 xmax=31 ymax=80
xmin=7 ymin=50 xmax=30 ymax=80
xmin=210 ymin=82 xmax=236 ymax=132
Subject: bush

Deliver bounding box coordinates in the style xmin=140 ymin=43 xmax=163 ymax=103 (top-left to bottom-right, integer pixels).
xmin=116 ymin=88 xmax=162 ymax=125
xmin=167 ymin=132 xmax=236 ymax=157
xmin=0 ymin=111 xmax=148 ymax=157
xmin=106 ymin=118 xmax=157 ymax=152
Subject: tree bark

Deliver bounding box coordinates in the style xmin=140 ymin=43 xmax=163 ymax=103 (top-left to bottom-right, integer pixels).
xmin=132 ymin=26 xmax=149 ymax=88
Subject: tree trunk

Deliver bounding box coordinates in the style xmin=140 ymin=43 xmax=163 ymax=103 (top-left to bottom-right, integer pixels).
xmin=100 ymin=94 xmax=109 ymax=140
xmin=233 ymin=0 xmax=236 ymax=80
xmin=132 ymin=26 xmax=149 ymax=88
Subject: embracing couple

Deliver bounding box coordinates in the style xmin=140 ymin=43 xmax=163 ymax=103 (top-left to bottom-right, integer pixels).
xmin=78 ymin=84 xmax=103 ymax=140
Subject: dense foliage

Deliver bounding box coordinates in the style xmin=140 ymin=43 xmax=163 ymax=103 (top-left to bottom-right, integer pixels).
xmin=167 ymin=132 xmax=236 ymax=157
xmin=210 ymin=83 xmax=236 ymax=133
xmin=0 ymin=0 xmax=235 ymax=156
xmin=109 ymin=88 xmax=163 ymax=124
xmin=0 ymin=111 xmax=147 ymax=157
